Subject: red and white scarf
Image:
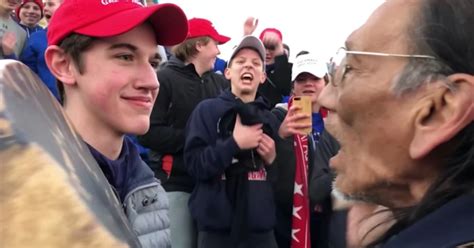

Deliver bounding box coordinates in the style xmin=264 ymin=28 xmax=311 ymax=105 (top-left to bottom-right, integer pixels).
xmin=289 ymin=99 xmax=311 ymax=248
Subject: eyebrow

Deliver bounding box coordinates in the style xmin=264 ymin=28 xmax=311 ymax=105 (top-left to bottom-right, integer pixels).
xmin=108 ymin=43 xmax=138 ymax=52
xmin=345 ymin=40 xmax=353 ymax=51
xmin=344 ymin=41 xmax=366 ymax=64
xmin=108 ymin=43 xmax=160 ymax=60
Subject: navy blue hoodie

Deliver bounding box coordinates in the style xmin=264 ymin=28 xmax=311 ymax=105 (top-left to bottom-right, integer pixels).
xmin=184 ymin=89 xmax=280 ymax=232
xmin=87 ymin=136 xmax=156 ymax=203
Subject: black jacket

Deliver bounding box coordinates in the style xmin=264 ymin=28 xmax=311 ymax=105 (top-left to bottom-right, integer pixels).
xmin=382 ymin=194 xmax=474 ymax=247
xmin=309 ymin=130 xmax=339 ymax=204
xmin=259 ymin=54 xmax=292 ymax=108
xmin=138 ymin=56 xmax=229 ymax=192
xmin=184 ymin=90 xmax=280 ymax=233
xmin=271 ymin=107 xmax=337 ymax=248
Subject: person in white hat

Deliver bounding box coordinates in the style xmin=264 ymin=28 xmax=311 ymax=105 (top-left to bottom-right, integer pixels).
xmin=271 ymin=52 xmax=329 ymax=248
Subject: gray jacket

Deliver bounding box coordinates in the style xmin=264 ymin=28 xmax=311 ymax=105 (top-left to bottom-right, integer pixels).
xmin=88 ymin=138 xmax=171 ymax=248
xmin=124 ymin=179 xmax=170 ymax=248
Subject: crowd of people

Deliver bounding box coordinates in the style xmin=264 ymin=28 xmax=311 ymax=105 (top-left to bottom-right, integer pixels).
xmin=1 ymin=0 xmax=473 ymax=247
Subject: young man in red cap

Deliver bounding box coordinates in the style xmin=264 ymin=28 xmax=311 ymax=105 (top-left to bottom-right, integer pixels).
xmin=15 ymin=0 xmax=43 ymax=37
xmin=20 ymin=0 xmax=63 ymax=100
xmin=138 ymin=17 xmax=230 ymax=248
xmin=44 ymin=0 xmax=188 ymax=247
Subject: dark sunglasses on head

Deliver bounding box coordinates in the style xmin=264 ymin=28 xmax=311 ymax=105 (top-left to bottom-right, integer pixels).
xmin=264 ymin=44 xmax=276 ymax=51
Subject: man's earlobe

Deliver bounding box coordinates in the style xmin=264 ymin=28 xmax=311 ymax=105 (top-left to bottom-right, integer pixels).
xmin=195 ymin=41 xmax=204 ymax=52
xmin=224 ymin=67 xmax=231 ymax=80
xmin=410 ymin=74 xmax=474 ymax=159
xmin=44 ymin=46 xmax=76 ymax=86
xmin=260 ymin=71 xmax=267 ymax=84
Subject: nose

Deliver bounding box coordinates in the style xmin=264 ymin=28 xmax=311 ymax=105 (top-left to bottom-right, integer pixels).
xmin=135 ymin=62 xmax=159 ymax=92
xmin=318 ymin=83 xmax=338 ymax=111
xmin=243 ymin=60 xmax=256 ymax=69
xmin=301 ymin=79 xmax=314 ymax=85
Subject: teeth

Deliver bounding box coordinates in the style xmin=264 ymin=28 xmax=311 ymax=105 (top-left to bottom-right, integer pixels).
xmin=241 ymin=73 xmax=253 ymax=80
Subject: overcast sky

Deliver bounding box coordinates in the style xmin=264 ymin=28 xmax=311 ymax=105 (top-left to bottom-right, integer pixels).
xmin=160 ymin=0 xmax=385 ymax=62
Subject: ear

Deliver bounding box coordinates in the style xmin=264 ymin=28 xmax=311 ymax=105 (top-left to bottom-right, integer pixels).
xmin=224 ymin=67 xmax=231 ymax=80
xmin=44 ymin=45 xmax=76 ymax=86
xmin=259 ymin=70 xmax=267 ymax=85
xmin=410 ymin=74 xmax=474 ymax=159
xmin=195 ymin=40 xmax=204 ymax=52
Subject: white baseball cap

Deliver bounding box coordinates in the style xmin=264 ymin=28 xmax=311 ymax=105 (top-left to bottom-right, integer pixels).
xmin=292 ymin=53 xmax=328 ymax=81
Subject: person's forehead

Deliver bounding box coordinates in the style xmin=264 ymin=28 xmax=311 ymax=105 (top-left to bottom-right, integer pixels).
xmin=234 ymin=48 xmax=262 ymax=59
xmin=22 ymin=2 xmax=39 ymax=7
xmin=94 ymin=24 xmax=158 ymax=53
xmin=295 ymin=72 xmax=320 ymax=80
xmin=346 ymin=0 xmax=419 ymax=53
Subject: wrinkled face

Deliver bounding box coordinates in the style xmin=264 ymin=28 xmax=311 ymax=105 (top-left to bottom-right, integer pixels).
xmin=19 ymin=1 xmax=42 ymax=27
xmin=293 ymin=72 xmax=325 ymax=105
xmin=196 ymin=38 xmax=220 ymax=72
xmin=226 ymin=48 xmax=266 ymax=98
xmin=43 ymin=0 xmax=61 ymax=23
xmin=69 ymin=23 xmax=160 ymax=136
xmin=318 ymin=0 xmax=421 ymax=205
xmin=0 ymin=0 xmax=20 ymax=12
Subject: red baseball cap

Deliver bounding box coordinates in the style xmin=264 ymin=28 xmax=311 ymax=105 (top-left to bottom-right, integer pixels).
xmin=259 ymin=28 xmax=283 ymax=41
xmin=187 ymin=18 xmax=230 ymax=44
xmin=47 ymin=0 xmax=188 ymax=46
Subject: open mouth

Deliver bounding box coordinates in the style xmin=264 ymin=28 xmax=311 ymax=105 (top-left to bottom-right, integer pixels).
xmin=241 ymin=72 xmax=254 ymax=82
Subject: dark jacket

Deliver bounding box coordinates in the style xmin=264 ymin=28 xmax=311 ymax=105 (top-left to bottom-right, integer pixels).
xmin=309 ymin=130 xmax=339 ymax=204
xmin=259 ymin=54 xmax=292 ymax=108
xmin=88 ymin=137 xmax=170 ymax=248
xmin=20 ymin=29 xmax=59 ymax=101
xmin=138 ymin=56 xmax=229 ymax=193
xmin=382 ymin=194 xmax=474 ymax=248
xmin=271 ymin=104 xmax=333 ymax=248
xmin=184 ymin=90 xmax=280 ymax=233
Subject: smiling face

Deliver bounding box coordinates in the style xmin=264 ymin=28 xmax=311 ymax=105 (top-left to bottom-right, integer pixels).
xmin=18 ymin=1 xmax=42 ymax=27
xmin=62 ymin=23 xmax=160 ymax=137
xmin=195 ymin=38 xmax=220 ymax=72
xmin=293 ymin=72 xmax=325 ymax=107
xmin=225 ymin=48 xmax=266 ymax=102
xmin=318 ymin=0 xmax=426 ymax=207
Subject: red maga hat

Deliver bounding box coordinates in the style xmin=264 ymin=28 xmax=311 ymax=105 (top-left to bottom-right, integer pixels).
xmin=187 ymin=18 xmax=230 ymax=44
xmin=47 ymin=0 xmax=188 ymax=46
xmin=259 ymin=28 xmax=283 ymax=41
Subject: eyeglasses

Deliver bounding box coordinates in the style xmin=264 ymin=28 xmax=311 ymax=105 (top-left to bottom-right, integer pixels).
xmin=328 ymin=47 xmax=437 ymax=87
